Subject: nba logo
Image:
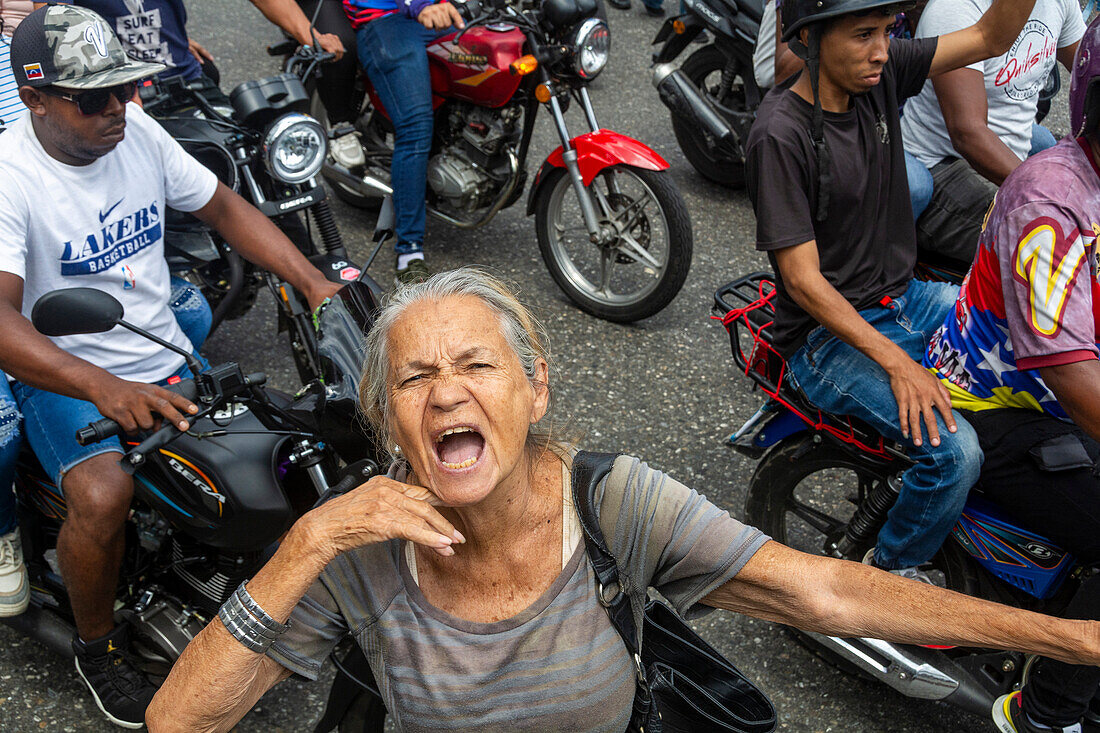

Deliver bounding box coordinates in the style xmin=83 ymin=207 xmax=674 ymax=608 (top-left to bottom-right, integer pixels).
xmin=123 ymin=265 xmax=136 ymax=290
xmin=22 ymin=63 xmax=43 ymax=81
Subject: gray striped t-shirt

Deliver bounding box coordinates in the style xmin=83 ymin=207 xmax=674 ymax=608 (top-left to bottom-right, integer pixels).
xmin=267 ymin=454 xmax=769 ymax=731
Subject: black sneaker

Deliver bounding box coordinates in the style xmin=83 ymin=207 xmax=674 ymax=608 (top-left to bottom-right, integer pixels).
xmin=73 ymin=625 xmax=157 ymax=729
xmin=993 ymin=690 xmax=1083 ymax=733
xmin=643 ymin=4 xmax=666 ymax=15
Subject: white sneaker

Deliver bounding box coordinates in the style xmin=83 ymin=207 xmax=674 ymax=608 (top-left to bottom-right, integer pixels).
xmin=330 ymin=131 xmax=365 ymax=169
xmin=0 ymin=528 xmax=28 ymax=617
xmin=863 ymin=547 xmax=945 ymax=587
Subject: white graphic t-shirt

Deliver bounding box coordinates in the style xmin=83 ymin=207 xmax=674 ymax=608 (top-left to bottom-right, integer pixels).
xmin=900 ymin=0 xmax=1084 ymax=168
xmin=0 ymin=103 xmax=217 ymax=382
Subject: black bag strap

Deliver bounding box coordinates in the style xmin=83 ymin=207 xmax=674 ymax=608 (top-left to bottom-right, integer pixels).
xmin=572 ymin=451 xmax=653 ymax=726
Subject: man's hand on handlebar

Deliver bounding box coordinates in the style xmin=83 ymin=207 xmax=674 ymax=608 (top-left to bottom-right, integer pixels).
xmin=314 ymin=32 xmax=345 ymax=61
xmin=418 ymin=3 xmax=466 ymax=30
xmin=90 ymin=376 xmax=200 ymax=434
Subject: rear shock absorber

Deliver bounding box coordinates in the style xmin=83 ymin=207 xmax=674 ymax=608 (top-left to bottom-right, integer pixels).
xmin=832 ymin=474 xmax=902 ymax=559
xmin=310 ymin=199 xmax=346 ymax=257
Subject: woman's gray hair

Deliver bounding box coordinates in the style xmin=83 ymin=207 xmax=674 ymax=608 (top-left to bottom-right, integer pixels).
xmin=359 ymin=267 xmax=553 ymax=459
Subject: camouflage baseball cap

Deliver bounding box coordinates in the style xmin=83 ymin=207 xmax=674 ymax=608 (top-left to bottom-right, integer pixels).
xmin=9 ymin=5 xmax=165 ymax=90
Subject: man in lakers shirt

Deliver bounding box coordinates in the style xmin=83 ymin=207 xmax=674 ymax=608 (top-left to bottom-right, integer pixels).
xmin=924 ymin=17 xmax=1100 ymax=732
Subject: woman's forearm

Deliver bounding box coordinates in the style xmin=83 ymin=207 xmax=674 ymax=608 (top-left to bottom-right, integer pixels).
xmin=707 ymin=542 xmax=1100 ymax=666
xmin=147 ymin=525 xmax=331 ymax=732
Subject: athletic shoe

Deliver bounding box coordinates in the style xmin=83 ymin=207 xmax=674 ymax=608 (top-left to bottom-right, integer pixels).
xmin=643 ymin=4 xmax=666 ymax=15
xmin=73 ymin=625 xmax=157 ymax=729
xmin=862 ymin=547 xmax=945 ymax=587
xmin=330 ymin=130 xmax=365 ymax=169
xmin=0 ymin=528 xmax=28 ymax=617
xmin=607 ymin=0 xmax=631 ymax=9
xmin=993 ymin=690 xmax=1083 ymax=733
xmin=395 ymin=257 xmax=431 ymax=287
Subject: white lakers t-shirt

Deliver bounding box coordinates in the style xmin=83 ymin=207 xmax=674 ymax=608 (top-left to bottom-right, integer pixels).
xmin=0 ymin=102 xmax=217 ymax=382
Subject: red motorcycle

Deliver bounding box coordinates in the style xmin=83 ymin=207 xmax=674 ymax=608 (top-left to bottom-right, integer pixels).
xmin=285 ymin=0 xmax=692 ymax=322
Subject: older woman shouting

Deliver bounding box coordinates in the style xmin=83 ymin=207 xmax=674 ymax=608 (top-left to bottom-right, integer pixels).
xmin=149 ymin=268 xmax=1100 ymax=732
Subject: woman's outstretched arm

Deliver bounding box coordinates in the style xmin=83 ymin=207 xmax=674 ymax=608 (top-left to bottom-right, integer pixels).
xmin=704 ymin=540 xmax=1100 ymax=666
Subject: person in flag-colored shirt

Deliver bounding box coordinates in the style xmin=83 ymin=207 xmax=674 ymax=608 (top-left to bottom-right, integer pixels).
xmin=924 ymin=15 xmax=1100 ymax=732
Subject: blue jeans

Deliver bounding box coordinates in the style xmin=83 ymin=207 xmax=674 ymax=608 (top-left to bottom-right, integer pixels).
xmin=0 ymin=279 xmax=211 ymax=532
xmin=905 ymin=150 xmax=933 ymax=221
xmin=1029 ymin=122 xmax=1057 ymax=157
xmin=787 ymin=279 xmax=982 ymax=569
xmin=356 ymin=15 xmax=450 ymax=252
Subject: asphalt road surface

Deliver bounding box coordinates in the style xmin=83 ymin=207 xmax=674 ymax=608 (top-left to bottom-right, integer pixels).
xmin=0 ymin=2 xmax=1078 ymax=730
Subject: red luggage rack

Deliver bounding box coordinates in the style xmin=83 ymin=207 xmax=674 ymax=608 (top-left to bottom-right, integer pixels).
xmin=713 ymin=273 xmax=908 ymax=462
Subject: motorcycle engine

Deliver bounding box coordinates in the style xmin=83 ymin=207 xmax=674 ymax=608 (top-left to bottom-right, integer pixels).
xmin=169 ymin=535 xmax=260 ymax=615
xmin=427 ymin=103 xmax=522 ymax=212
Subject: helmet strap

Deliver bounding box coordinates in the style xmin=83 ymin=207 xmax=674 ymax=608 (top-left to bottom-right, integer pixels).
xmin=806 ymin=28 xmax=831 ymax=222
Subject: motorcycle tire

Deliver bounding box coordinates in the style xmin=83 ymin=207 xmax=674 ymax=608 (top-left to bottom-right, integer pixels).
xmin=672 ymin=44 xmax=748 ymax=189
xmin=535 ymin=164 xmax=692 ymax=322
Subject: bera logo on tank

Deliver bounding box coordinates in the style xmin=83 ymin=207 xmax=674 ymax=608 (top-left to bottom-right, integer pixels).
xmin=59 ymin=202 xmax=161 ymax=276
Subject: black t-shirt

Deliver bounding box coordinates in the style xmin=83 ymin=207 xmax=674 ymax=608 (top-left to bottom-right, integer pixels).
xmin=745 ymin=37 xmax=938 ymax=357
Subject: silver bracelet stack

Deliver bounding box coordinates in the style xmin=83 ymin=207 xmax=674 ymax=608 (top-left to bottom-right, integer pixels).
xmin=217 ymin=580 xmax=290 ymax=653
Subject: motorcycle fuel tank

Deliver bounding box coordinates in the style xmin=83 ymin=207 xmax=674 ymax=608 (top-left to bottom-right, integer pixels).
xmin=426 ymin=26 xmax=527 ymax=108
xmin=128 ymin=404 xmax=296 ymax=552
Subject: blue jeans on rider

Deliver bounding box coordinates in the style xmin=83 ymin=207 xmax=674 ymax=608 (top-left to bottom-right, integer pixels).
xmin=0 ymin=278 xmax=211 ymax=530
xmin=1029 ymin=121 xmax=1057 ymax=157
xmin=356 ymin=15 xmax=450 ymax=253
xmin=787 ymin=279 xmax=982 ymax=570
xmin=905 ymin=150 xmax=933 ymax=220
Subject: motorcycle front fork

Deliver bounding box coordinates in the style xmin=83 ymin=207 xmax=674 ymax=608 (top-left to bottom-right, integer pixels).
xmin=543 ymin=82 xmax=618 ymax=243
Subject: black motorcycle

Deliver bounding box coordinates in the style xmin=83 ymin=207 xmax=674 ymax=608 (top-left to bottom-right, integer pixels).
xmin=142 ymin=72 xmax=366 ymax=380
xmin=651 ymin=0 xmax=763 ymax=188
xmin=5 ymin=260 xmax=388 ymax=729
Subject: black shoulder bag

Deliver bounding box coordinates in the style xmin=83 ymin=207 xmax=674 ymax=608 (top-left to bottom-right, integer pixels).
xmin=572 ymin=451 xmax=777 ymax=733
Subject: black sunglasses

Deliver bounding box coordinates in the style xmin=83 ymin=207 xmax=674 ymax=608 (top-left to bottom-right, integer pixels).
xmin=41 ymin=81 xmax=139 ymax=116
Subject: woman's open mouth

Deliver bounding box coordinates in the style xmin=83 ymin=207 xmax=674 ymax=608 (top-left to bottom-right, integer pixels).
xmin=434 ymin=426 xmax=486 ymax=471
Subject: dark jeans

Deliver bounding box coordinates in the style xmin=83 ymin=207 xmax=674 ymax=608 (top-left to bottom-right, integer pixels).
xmin=296 ymin=0 xmax=358 ymax=123
xmin=356 ymin=14 xmax=450 ymax=249
xmin=915 ymin=157 xmax=997 ymax=265
xmin=962 ymin=408 xmax=1100 ymax=727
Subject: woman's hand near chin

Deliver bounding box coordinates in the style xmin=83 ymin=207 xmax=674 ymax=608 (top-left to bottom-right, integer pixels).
xmin=297 ymin=476 xmax=466 ymax=562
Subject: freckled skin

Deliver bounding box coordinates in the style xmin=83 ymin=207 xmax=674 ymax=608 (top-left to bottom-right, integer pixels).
xmin=386 ymin=295 xmax=550 ymax=507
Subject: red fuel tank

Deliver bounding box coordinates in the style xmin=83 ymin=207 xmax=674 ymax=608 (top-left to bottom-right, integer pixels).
xmin=427 ymin=25 xmax=527 ymax=108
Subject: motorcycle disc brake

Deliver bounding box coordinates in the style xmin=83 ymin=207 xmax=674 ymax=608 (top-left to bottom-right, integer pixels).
xmin=605 ymin=192 xmax=652 ymax=265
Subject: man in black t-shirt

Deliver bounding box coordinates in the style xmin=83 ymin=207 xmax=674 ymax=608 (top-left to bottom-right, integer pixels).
xmin=744 ymin=0 xmax=1037 ymax=580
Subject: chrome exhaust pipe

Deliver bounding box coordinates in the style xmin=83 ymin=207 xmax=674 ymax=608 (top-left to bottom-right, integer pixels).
xmin=322 ymin=162 xmax=394 ymax=198
xmin=652 ymin=63 xmax=738 ymax=151
xmin=802 ymin=632 xmax=998 ymax=717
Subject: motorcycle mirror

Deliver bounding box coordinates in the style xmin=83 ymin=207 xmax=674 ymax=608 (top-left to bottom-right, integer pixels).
xmin=32 ymin=288 xmax=124 ymax=337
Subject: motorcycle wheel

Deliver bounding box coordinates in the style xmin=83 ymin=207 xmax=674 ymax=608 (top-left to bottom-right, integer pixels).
xmin=672 ymin=45 xmax=748 ymax=188
xmin=535 ymin=164 xmax=692 ymax=322
xmin=308 ymin=89 xmax=386 ymax=211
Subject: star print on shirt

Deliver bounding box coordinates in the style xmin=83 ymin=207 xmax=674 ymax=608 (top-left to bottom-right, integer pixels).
xmin=976 ymin=342 xmax=1014 ymax=382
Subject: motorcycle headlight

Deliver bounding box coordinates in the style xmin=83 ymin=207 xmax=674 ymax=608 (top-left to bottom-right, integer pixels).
xmin=573 ymin=18 xmax=610 ymax=80
xmin=263 ymin=113 xmax=326 ymax=184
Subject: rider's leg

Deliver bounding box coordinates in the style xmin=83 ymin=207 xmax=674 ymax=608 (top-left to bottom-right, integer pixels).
xmin=299 ymin=0 xmax=359 ymax=125
xmin=788 ymin=279 xmax=983 ymax=570
xmin=11 ymin=383 xmax=127 ymax=639
xmin=0 ymin=375 xmax=26 ymax=617
xmin=169 ymin=276 xmax=212 ymax=351
xmin=356 ymin=16 xmax=448 ymax=265
xmin=961 ymin=408 xmax=1100 ymax=727
xmin=915 ymin=158 xmax=997 ymax=264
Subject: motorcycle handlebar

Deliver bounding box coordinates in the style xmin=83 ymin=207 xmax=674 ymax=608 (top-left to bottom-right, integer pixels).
xmin=75 ymin=379 xmax=201 ymax=447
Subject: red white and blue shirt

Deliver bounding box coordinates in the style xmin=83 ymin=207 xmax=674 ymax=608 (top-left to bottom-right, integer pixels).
xmin=924 ymin=136 xmax=1100 ymax=419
